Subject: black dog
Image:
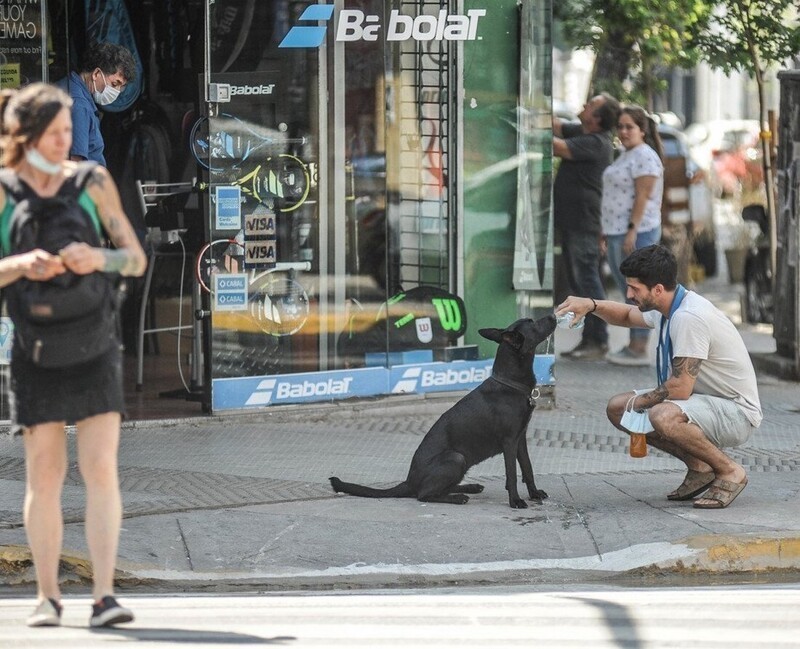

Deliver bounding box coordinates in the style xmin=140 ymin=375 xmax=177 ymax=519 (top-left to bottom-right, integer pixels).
xmin=329 ymin=314 xmax=556 ymax=508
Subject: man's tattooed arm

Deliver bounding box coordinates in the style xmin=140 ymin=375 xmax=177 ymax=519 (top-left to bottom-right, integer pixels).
xmin=632 ymin=356 xmax=703 ymax=411
xmin=672 ymin=356 xmax=703 ymax=380
xmin=632 ymin=384 xmax=670 ymax=411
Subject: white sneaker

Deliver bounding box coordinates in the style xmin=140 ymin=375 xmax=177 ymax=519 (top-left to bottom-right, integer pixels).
xmin=27 ymin=598 xmax=62 ymax=627
xmin=606 ymin=347 xmax=650 ymax=366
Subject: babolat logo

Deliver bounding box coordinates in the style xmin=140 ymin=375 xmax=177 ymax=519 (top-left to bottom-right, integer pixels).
xmin=245 ymin=376 xmax=354 ymax=405
xmin=392 ymin=365 xmax=490 ymax=393
xmin=230 ymin=84 xmax=276 ymax=96
xmin=280 ymin=5 xmax=486 ymax=48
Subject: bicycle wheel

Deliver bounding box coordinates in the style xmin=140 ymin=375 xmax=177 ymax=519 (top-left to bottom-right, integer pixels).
xmin=248 ymin=272 xmax=310 ymax=336
xmin=195 ymin=238 xmax=244 ymax=293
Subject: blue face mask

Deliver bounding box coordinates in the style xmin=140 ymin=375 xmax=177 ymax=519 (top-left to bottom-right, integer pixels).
xmin=620 ymin=394 xmax=654 ymax=434
xmin=25 ymin=148 xmax=62 ymax=175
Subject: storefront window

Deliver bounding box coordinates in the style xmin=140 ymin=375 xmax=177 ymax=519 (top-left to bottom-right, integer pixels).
xmin=202 ymin=0 xmax=554 ymax=411
xmin=0 ymin=0 xmax=48 ymax=89
xmin=0 ymin=1 xmax=554 ymax=418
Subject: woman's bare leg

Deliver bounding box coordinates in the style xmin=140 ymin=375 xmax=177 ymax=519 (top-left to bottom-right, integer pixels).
xmin=76 ymin=412 xmax=122 ymax=601
xmin=23 ymin=422 xmax=68 ymax=603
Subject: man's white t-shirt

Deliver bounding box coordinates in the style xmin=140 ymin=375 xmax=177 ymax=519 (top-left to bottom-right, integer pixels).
xmin=601 ymin=143 xmax=664 ymax=236
xmin=642 ymin=291 xmax=762 ymax=427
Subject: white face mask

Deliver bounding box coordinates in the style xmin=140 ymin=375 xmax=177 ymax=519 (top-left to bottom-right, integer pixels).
xmin=25 ymin=148 xmax=62 ymax=175
xmin=620 ymin=395 xmax=654 ymax=434
xmin=92 ymin=71 xmax=121 ymax=106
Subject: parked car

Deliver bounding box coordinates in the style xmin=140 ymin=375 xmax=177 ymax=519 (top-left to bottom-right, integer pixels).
xmin=684 ymin=119 xmax=762 ymax=197
xmin=658 ymin=123 xmax=718 ymax=279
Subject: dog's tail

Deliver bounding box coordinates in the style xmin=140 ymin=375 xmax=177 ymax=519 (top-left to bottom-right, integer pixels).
xmin=329 ymin=476 xmax=414 ymax=498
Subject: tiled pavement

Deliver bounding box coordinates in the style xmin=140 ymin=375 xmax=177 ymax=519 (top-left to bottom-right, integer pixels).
xmin=0 ymin=274 xmax=799 ymax=589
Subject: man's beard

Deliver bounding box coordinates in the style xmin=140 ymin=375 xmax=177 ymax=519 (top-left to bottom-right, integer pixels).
xmin=636 ymin=296 xmax=657 ymax=312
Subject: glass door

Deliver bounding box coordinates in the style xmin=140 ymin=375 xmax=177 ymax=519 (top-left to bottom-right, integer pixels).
xmin=196 ymin=2 xmax=323 ymax=403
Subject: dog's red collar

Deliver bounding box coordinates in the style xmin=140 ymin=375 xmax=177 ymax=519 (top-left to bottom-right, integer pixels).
xmin=490 ymin=374 xmax=539 ymax=407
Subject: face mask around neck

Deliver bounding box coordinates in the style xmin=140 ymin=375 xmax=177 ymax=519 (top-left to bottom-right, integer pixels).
xmin=25 ymin=148 xmax=62 ymax=175
xmin=92 ymin=71 xmax=121 ymax=106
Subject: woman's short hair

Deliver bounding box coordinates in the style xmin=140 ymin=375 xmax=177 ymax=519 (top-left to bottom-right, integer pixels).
xmin=0 ymin=83 xmax=72 ymax=168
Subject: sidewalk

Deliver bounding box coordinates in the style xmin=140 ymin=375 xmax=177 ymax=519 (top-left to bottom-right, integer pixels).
xmin=1 ymin=275 xmax=799 ymax=591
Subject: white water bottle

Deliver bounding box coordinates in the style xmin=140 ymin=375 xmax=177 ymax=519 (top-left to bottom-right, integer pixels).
xmin=556 ymin=311 xmax=585 ymax=329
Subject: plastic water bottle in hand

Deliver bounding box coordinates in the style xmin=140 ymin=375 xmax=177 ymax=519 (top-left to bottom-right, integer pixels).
xmin=556 ymin=311 xmax=585 ymax=330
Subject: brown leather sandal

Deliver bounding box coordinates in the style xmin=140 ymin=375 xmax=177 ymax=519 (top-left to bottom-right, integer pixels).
xmin=693 ymin=477 xmax=748 ymax=509
xmin=667 ymin=470 xmax=715 ymax=501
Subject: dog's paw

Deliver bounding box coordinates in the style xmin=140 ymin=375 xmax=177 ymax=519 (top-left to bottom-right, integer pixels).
xmin=509 ymin=498 xmax=528 ymax=509
xmin=528 ymin=489 xmax=548 ymax=501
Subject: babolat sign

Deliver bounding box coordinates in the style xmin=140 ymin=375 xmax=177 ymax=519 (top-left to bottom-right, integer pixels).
xmin=280 ymin=4 xmax=487 ymax=48
xmin=212 ymin=356 xmax=554 ymax=411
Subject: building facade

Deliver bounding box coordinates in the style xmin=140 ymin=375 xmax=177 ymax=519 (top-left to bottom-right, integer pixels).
xmin=1 ymin=0 xmax=556 ymax=416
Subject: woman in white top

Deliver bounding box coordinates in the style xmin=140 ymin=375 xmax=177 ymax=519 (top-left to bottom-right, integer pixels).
xmin=601 ymin=105 xmax=664 ymax=365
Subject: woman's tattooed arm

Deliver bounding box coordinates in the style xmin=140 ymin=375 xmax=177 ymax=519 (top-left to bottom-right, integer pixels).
xmin=86 ymin=166 xmax=147 ymax=277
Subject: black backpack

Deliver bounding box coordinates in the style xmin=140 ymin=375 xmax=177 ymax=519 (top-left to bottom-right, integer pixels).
xmin=0 ymin=163 xmax=120 ymax=368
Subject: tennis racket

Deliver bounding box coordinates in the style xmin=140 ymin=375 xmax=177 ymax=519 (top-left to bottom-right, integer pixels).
xmin=247 ymin=269 xmax=310 ymax=337
xmin=190 ymin=114 xmax=306 ymax=171
xmin=195 ymin=237 xmax=244 ymax=294
xmin=197 ymin=153 xmax=311 ymax=212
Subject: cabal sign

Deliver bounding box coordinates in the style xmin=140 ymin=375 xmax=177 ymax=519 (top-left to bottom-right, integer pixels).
xmin=280 ymin=5 xmax=486 ymax=48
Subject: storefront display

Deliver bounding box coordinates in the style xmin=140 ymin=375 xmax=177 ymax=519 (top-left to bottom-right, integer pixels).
xmin=1 ymin=0 xmax=555 ymax=418
xmin=199 ymin=0 xmax=556 ymax=411
xmin=0 ymin=0 xmax=47 ymax=88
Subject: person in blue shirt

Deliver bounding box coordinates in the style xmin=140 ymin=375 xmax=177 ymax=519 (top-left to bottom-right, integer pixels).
xmin=56 ymin=43 xmax=136 ymax=166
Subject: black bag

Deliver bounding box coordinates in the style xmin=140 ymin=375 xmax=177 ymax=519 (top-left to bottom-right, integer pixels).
xmin=0 ymin=163 xmax=120 ymax=368
xmin=338 ymin=285 xmax=467 ymax=366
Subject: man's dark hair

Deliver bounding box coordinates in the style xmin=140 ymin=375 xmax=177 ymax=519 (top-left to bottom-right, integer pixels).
xmin=79 ymin=42 xmax=136 ymax=83
xmin=619 ymin=244 xmax=678 ymax=290
xmin=594 ymin=92 xmax=621 ymax=131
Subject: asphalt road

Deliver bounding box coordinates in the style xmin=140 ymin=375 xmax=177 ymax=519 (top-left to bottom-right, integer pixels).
xmin=2 ymin=584 xmax=800 ymax=648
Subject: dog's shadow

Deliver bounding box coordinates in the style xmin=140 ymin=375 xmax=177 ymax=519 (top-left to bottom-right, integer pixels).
xmin=88 ymin=626 xmax=295 ymax=644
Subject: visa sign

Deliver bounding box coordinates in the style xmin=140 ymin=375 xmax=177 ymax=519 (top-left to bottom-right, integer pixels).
xmin=280 ymin=5 xmax=486 ymax=48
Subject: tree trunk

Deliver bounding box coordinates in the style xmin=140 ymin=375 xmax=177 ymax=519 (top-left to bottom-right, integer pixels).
xmin=590 ymin=27 xmax=633 ymax=99
xmin=751 ymin=48 xmax=777 ymax=285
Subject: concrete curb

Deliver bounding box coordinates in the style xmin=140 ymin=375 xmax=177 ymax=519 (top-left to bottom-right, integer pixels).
xmin=667 ymin=535 xmax=800 ymax=573
xmin=4 ymin=536 xmax=800 ymax=591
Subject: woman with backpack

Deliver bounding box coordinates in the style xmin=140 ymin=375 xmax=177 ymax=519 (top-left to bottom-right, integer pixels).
xmin=0 ymin=83 xmax=146 ymax=628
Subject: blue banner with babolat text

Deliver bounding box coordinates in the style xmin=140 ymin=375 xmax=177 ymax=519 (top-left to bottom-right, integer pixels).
xmin=212 ymin=356 xmax=554 ymax=410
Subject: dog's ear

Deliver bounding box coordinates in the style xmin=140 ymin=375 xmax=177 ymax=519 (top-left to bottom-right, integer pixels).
xmin=478 ymin=327 xmax=503 ymax=343
xmin=502 ymin=330 xmax=524 ymax=350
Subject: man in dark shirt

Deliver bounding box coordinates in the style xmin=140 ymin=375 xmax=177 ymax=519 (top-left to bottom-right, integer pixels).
xmin=553 ymin=92 xmax=620 ymax=359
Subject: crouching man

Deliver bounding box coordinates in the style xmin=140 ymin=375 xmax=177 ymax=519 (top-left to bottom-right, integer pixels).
xmin=557 ymin=244 xmax=761 ymax=509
